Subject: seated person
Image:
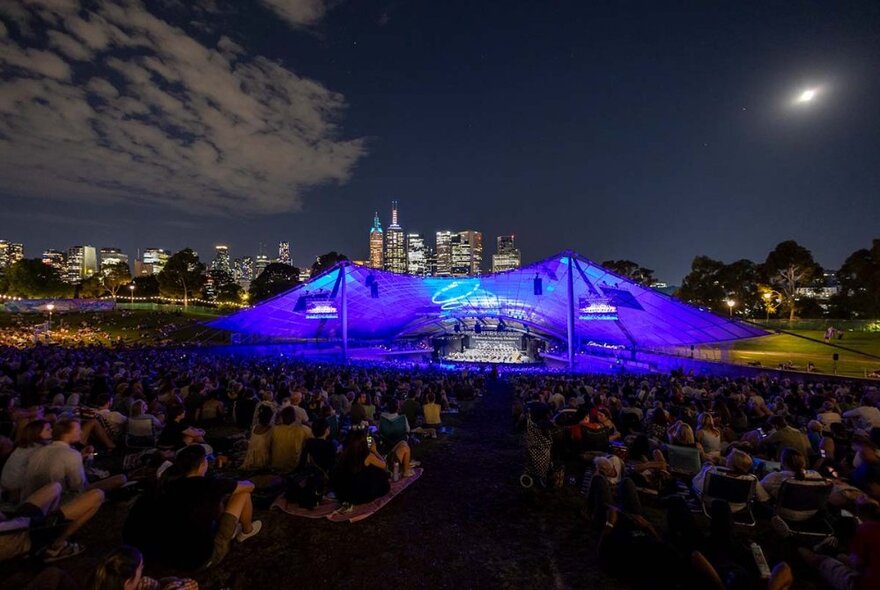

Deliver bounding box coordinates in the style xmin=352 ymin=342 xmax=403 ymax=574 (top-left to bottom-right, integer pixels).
xmin=88 ymin=545 xmax=198 ymax=590
xmin=585 ymin=453 xmax=636 ymax=523
xmin=22 ymin=418 xmax=127 ymax=500
xmin=851 ymin=432 xmax=880 ymax=500
xmin=93 ymin=393 xmax=127 ymax=445
xmin=299 ymin=418 xmax=337 ymax=474
xmin=271 ymin=406 xmax=313 ymax=473
xmin=692 ymin=449 xmax=770 ymax=512
xmin=126 ymin=400 xmax=162 ymax=446
xmin=422 ymin=392 xmax=442 ymax=428
xmin=1 ymin=419 xmax=51 ymax=504
xmin=157 ymin=405 xmax=206 ymax=451
xmin=378 ymin=399 xmax=417 ymax=476
xmin=763 ymin=416 xmax=811 ymax=460
xmin=760 ymin=447 xmax=825 ymax=500
xmin=0 ymin=482 xmax=103 ymax=563
xmin=625 ymin=434 xmax=669 ymax=490
xmin=332 ymin=429 xmax=391 ymax=505
xmin=155 ymin=444 xmax=261 ymax=570
xmin=241 ymin=405 xmax=273 ymax=470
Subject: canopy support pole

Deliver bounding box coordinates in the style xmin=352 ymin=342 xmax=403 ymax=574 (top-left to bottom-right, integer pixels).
xmin=341 ymin=263 xmax=348 ymax=364
xmin=566 ymin=255 xmax=575 ymax=371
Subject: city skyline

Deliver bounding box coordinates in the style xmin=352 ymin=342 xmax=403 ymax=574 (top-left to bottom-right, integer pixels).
xmin=0 ymin=2 xmax=878 ymax=283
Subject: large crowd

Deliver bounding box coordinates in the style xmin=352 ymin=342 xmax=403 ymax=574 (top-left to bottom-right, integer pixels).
xmin=0 ymin=343 xmax=480 ymax=588
xmin=514 ymin=371 xmax=880 ymax=589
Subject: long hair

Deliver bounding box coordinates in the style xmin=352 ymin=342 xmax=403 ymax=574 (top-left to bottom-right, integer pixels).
xmin=15 ymin=419 xmax=49 ymax=448
xmin=780 ymin=447 xmax=807 ymax=480
xmin=89 ymin=546 xmax=142 ymax=590
xmin=339 ymin=429 xmax=370 ymax=473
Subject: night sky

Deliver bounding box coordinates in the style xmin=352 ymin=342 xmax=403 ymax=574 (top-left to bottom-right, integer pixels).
xmin=1 ymin=0 xmax=878 ymax=283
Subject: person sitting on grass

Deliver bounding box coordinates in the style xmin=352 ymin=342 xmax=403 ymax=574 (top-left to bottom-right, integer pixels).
xmin=691 ymin=449 xmax=770 ymax=513
xmin=156 ymin=405 xmax=207 ymax=451
xmin=0 ymin=481 xmax=103 ymax=563
xmin=156 ymin=444 xmax=261 ymax=570
xmin=241 ymin=405 xmax=273 ymax=471
xmin=89 ymin=545 xmax=199 ymax=590
xmin=378 ymin=399 xmax=418 ymax=473
xmin=270 ymin=406 xmax=312 ymax=473
xmin=332 ymin=429 xmax=390 ymax=506
xmin=299 ymin=418 xmax=336 ymax=474
xmin=1 ymin=419 xmax=52 ymax=504
xmin=21 ymin=418 xmax=127 ymax=500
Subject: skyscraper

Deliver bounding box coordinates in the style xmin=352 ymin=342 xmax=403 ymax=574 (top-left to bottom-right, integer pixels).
xmin=455 ymin=230 xmax=483 ymax=276
xmin=434 ymin=230 xmax=453 ymax=277
xmin=278 ymin=241 xmax=291 ymax=265
xmin=254 ymin=254 xmax=270 ymax=278
xmin=42 ymin=249 xmax=66 ymax=274
xmin=384 ymin=201 xmax=406 ymax=273
xmin=492 ymin=235 xmax=521 ymax=273
xmin=406 ymin=233 xmax=427 ymax=276
xmin=0 ymin=241 xmax=24 ymax=270
xmin=232 ymin=256 xmax=254 ymax=288
xmin=66 ymin=245 xmax=98 ymax=284
xmin=211 ymin=245 xmax=231 ymax=275
xmin=369 ymin=211 xmax=384 ymax=269
xmin=143 ymin=248 xmax=170 ymax=274
xmin=100 ymin=247 xmax=129 ymax=276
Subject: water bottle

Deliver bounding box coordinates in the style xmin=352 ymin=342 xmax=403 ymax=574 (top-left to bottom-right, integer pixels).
xmin=750 ymin=542 xmax=771 ymax=579
xmin=392 ymin=461 xmax=400 ymax=482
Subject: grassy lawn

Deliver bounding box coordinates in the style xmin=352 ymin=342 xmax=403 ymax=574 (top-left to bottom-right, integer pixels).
xmin=730 ymin=330 xmax=880 ymax=378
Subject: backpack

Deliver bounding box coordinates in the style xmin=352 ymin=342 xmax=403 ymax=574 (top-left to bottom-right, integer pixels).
xmin=285 ymin=464 xmax=326 ymax=509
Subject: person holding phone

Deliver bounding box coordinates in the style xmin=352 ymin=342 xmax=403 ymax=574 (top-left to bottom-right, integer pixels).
xmin=331 ymin=429 xmax=390 ymax=506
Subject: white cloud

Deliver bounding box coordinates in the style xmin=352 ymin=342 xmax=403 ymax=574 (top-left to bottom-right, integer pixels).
xmin=258 ymin=0 xmax=329 ymax=27
xmin=0 ymin=0 xmax=364 ymax=214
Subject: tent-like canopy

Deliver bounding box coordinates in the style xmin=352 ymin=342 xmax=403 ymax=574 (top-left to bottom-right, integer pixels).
xmin=210 ymin=251 xmax=766 ymax=360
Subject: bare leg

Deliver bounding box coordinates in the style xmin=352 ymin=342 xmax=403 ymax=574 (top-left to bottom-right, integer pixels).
xmin=224 ymin=491 xmax=254 ymax=533
xmin=394 ymin=441 xmax=411 ymax=472
xmin=768 ymin=562 xmax=794 ymax=590
xmin=23 ymin=482 xmax=63 ymax=515
xmin=81 ymin=419 xmax=115 ymax=449
xmin=53 ymin=489 xmax=104 ymax=548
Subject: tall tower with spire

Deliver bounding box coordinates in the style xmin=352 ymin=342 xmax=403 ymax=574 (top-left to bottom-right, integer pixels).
xmin=369 ymin=211 xmax=384 ymax=269
xmin=384 ymin=201 xmax=406 ymax=273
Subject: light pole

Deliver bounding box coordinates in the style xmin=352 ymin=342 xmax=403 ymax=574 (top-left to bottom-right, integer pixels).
xmin=763 ymin=292 xmax=772 ymax=321
xmin=46 ymin=303 xmax=54 ymax=335
xmin=129 ymin=284 xmax=135 ymax=305
xmin=726 ymin=299 xmax=735 ymax=318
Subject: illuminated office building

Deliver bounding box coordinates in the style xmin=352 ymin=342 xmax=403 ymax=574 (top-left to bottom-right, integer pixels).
xmin=369 ymin=211 xmax=384 ymax=269
xmin=0 ymin=241 xmax=24 ymax=270
xmin=100 ymin=248 xmax=129 ymax=276
xmin=451 ymin=230 xmax=482 ymax=276
xmin=434 ymin=231 xmax=453 ymax=277
xmin=143 ymin=248 xmax=170 ymax=274
xmin=384 ymin=201 xmax=406 ymax=274
xmin=278 ymin=241 xmax=291 ymax=265
xmin=406 ymin=233 xmax=427 ymax=276
xmin=211 ymin=245 xmax=231 ymax=275
xmin=492 ymin=235 xmax=521 ymax=273
xmin=42 ymin=249 xmax=66 ymax=274
xmin=254 ymin=254 xmax=270 ymax=278
xmin=66 ymin=245 xmax=98 ymax=284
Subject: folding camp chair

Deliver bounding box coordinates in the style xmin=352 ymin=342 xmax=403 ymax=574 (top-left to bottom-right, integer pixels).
xmin=701 ymin=470 xmax=757 ymax=526
xmin=775 ymin=480 xmax=834 ymax=538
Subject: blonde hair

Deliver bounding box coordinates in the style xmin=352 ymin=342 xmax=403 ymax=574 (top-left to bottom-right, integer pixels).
xmin=726 ymin=449 xmax=753 ymax=474
xmin=669 ymin=421 xmax=695 ymax=446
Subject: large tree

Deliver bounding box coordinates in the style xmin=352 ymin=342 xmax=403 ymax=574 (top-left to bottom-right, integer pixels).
xmin=832 ymin=239 xmax=880 ymax=318
xmin=675 ymin=256 xmax=727 ymax=311
xmin=717 ymin=259 xmax=761 ymax=317
xmin=5 ymin=259 xmax=70 ymax=298
xmin=132 ymin=275 xmax=160 ymax=297
xmin=311 ymin=251 xmax=348 ymax=276
xmin=761 ymin=240 xmax=823 ymax=321
xmin=249 ymin=262 xmax=300 ymax=303
xmin=102 ymin=260 xmax=132 ymax=299
xmin=77 ymin=275 xmax=105 ymax=299
xmin=600 ymin=260 xmax=655 ymax=286
xmin=157 ymin=249 xmax=205 ymax=306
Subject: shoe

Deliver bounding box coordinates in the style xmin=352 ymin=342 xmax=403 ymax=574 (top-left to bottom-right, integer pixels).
xmin=44 ymin=541 xmax=86 ymax=563
xmin=410 ymin=460 xmax=421 ymax=468
xmin=235 ymin=520 xmax=262 ymax=542
xmin=771 ymin=516 xmax=793 ymax=539
xmin=403 ymin=469 xmax=416 ymax=478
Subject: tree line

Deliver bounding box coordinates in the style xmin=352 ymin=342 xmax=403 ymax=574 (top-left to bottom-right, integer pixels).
xmin=0 ymin=249 xmax=349 ymax=306
xmin=1 ymin=240 xmax=876 ymax=319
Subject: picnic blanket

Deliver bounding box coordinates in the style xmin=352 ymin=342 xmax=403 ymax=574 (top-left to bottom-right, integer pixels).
xmin=271 ymin=496 xmax=341 ymax=519
xmin=327 ymin=468 xmax=423 ymax=523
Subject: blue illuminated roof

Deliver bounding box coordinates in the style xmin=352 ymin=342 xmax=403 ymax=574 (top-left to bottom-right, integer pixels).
xmin=210 ymin=251 xmax=767 ymax=347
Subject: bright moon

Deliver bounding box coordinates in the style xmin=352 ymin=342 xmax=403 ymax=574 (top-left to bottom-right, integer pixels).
xmin=797 ymin=88 xmax=817 ymax=103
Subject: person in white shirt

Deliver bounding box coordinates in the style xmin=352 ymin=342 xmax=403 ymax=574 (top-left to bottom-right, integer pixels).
xmin=21 ymin=419 xmax=127 ymax=500
xmin=0 ymin=419 xmax=52 ymax=503
xmin=816 ymin=401 xmax=843 ymax=432
xmin=843 ymin=398 xmax=880 ymax=431
xmin=692 ymin=449 xmax=769 ymax=513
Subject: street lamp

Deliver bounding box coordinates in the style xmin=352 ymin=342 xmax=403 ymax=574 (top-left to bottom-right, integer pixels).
xmin=46 ymin=303 xmax=55 ymax=336
xmin=726 ymin=299 xmax=736 ymax=318
xmin=762 ymin=292 xmax=772 ymax=321
xmin=129 ymin=284 xmax=135 ymax=304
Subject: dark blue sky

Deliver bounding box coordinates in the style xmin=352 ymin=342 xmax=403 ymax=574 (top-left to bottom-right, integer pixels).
xmin=1 ymin=0 xmax=879 ymax=282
